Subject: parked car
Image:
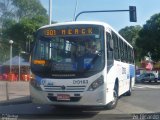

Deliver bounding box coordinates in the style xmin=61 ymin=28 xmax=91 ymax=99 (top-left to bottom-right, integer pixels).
xmin=136 ymin=73 xmax=158 ymax=83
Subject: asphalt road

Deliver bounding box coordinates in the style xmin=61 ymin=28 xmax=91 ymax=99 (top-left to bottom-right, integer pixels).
xmin=0 ymin=82 xmax=160 ymax=120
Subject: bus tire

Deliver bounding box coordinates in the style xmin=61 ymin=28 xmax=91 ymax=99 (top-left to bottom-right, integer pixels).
xmin=155 ymin=79 xmax=157 ymax=83
xmin=125 ymin=80 xmax=132 ymax=96
xmin=105 ymin=84 xmax=118 ymax=110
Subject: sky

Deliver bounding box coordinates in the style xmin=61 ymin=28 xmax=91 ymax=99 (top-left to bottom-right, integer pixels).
xmin=39 ymin=0 xmax=160 ymax=31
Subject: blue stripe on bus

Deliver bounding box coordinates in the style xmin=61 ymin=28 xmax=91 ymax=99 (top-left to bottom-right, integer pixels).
xmin=35 ymin=75 xmax=42 ymax=84
xmin=129 ymin=65 xmax=135 ymax=78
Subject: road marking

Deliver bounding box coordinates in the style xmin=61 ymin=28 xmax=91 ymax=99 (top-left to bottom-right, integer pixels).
xmin=134 ymin=85 xmax=145 ymax=88
xmin=134 ymin=84 xmax=160 ymax=89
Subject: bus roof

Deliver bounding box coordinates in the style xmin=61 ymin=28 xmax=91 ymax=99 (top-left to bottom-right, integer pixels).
xmin=39 ymin=21 xmax=111 ymax=29
xmin=38 ymin=21 xmax=133 ymax=48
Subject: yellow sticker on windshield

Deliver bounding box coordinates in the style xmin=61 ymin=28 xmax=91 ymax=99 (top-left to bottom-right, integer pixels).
xmin=33 ymin=60 xmax=46 ymax=64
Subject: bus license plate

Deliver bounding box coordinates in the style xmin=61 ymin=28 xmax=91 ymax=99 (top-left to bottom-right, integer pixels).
xmin=57 ymin=94 xmax=70 ymax=101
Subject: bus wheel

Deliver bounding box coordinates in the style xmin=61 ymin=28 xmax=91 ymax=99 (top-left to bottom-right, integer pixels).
xmin=105 ymin=86 xmax=118 ymax=110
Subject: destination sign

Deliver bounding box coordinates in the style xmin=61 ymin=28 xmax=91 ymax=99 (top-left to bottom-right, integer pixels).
xmin=43 ymin=27 xmax=99 ymax=37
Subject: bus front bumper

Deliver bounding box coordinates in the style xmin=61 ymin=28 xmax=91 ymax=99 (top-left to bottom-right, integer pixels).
xmin=30 ymin=84 xmax=107 ymax=106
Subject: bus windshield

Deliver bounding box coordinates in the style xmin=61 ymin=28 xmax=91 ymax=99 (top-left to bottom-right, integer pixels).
xmin=31 ymin=25 xmax=105 ymax=77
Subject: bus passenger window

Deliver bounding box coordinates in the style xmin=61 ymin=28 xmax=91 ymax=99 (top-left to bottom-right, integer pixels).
xmin=112 ymin=31 xmax=120 ymax=61
xmin=106 ymin=32 xmax=113 ymax=66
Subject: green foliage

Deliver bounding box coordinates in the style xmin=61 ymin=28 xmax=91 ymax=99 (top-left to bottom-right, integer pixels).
xmin=0 ymin=0 xmax=49 ymax=63
xmin=0 ymin=0 xmax=15 ymax=19
xmin=119 ymin=25 xmax=142 ymax=64
xmin=5 ymin=15 xmax=48 ymax=55
xmin=0 ymin=0 xmax=16 ymax=64
xmin=12 ymin=0 xmax=47 ymax=19
xmin=0 ymin=40 xmax=10 ymax=64
xmin=119 ymin=25 xmax=142 ymax=47
xmin=2 ymin=19 xmax=16 ymax=38
xmin=136 ymin=13 xmax=160 ymax=62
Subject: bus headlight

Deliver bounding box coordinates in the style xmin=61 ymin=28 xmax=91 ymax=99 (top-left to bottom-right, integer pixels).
xmin=30 ymin=74 xmax=42 ymax=91
xmin=88 ymin=75 xmax=104 ymax=91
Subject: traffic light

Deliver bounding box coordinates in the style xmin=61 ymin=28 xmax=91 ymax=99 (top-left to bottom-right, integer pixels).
xmin=129 ymin=6 xmax=137 ymax=22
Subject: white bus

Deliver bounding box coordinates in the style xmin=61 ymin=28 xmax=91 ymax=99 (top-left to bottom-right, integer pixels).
xmin=30 ymin=21 xmax=135 ymax=109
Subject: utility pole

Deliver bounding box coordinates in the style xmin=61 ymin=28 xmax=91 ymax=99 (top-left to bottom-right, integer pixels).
xmin=73 ymin=0 xmax=78 ymax=21
xmin=49 ymin=0 xmax=52 ymax=25
xmin=9 ymin=40 xmax=13 ymax=73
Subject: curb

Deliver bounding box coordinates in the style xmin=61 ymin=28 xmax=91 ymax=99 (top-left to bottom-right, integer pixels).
xmin=0 ymin=96 xmax=31 ymax=106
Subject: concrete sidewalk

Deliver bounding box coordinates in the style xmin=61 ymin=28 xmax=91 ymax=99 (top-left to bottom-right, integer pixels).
xmin=0 ymin=81 xmax=31 ymax=105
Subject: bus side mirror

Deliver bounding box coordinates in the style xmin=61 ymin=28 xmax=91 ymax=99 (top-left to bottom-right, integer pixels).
xmin=109 ymin=39 xmax=114 ymax=51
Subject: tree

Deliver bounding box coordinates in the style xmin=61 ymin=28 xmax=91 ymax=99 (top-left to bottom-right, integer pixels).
xmin=119 ymin=25 xmax=142 ymax=47
xmin=0 ymin=0 xmax=49 ymax=63
xmin=0 ymin=0 xmax=16 ymax=64
xmin=0 ymin=40 xmax=10 ymax=64
xmin=136 ymin=13 xmax=160 ymax=62
xmin=12 ymin=0 xmax=47 ymax=20
xmin=5 ymin=15 xmax=48 ymax=55
xmin=119 ymin=25 xmax=142 ymax=64
xmin=0 ymin=0 xmax=15 ymax=25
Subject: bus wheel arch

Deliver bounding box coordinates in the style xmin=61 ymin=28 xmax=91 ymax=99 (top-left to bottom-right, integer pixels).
xmin=105 ymin=78 xmax=119 ymax=110
xmin=125 ymin=78 xmax=132 ymax=96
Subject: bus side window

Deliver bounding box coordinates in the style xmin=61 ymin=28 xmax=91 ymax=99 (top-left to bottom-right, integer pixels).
xmin=112 ymin=31 xmax=120 ymax=61
xmin=126 ymin=45 xmax=129 ymax=63
xmin=129 ymin=47 xmax=134 ymax=64
xmin=106 ymin=32 xmax=114 ymax=66
xmin=122 ymin=41 xmax=125 ymax=62
xmin=124 ymin=44 xmax=128 ymax=62
xmin=131 ymin=49 xmax=134 ymax=64
xmin=128 ymin=48 xmax=131 ymax=63
xmin=119 ymin=39 xmax=123 ymax=61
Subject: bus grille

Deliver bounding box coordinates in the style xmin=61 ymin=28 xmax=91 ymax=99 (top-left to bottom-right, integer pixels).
xmin=43 ymin=86 xmax=86 ymax=92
